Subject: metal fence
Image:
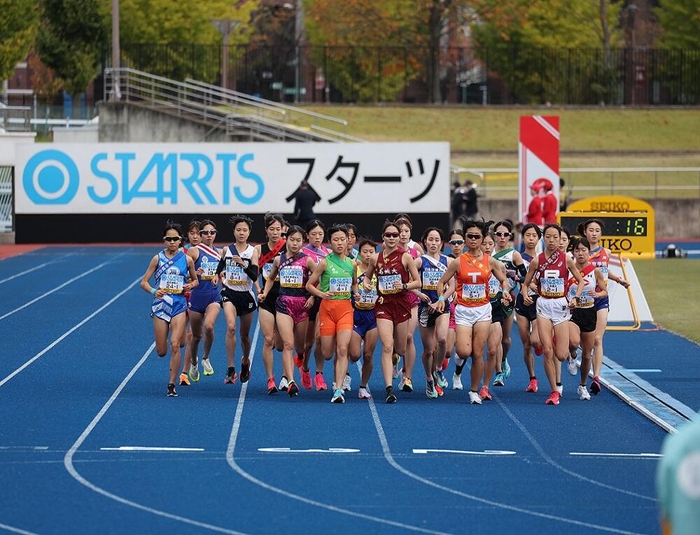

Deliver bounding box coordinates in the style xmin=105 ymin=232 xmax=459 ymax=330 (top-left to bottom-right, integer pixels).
xmin=119 ymin=43 xmax=700 ymax=106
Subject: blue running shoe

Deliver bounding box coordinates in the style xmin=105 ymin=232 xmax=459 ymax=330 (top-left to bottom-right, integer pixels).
xmin=502 ymin=359 xmax=511 ymax=379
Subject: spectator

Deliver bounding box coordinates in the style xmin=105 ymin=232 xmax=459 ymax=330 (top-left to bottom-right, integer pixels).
xmin=526 ymin=178 xmax=557 ymax=226
xmin=559 ymin=177 xmax=570 ymax=212
xmin=451 ymin=180 xmax=479 ymax=224
xmin=657 ymin=414 xmax=700 ymax=535
xmin=290 ymin=180 xmax=321 ymax=229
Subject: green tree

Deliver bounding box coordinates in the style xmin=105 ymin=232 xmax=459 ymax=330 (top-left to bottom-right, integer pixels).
xmin=0 ymin=0 xmax=39 ymax=84
xmin=36 ymin=0 xmax=108 ymax=117
xmin=118 ymin=0 xmax=257 ymax=82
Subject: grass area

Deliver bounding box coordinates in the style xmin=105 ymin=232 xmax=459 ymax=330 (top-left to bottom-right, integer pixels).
xmin=634 ymin=259 xmax=700 ymax=344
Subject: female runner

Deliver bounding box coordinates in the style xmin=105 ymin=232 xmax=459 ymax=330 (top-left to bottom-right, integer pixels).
xmin=260 ymin=225 xmax=316 ymax=397
xmin=445 ymin=229 xmax=465 ymax=390
xmin=436 ymin=220 xmax=511 ymax=405
xmin=306 ymin=224 xmax=358 ymax=403
xmin=480 ymin=231 xmax=506 ymax=401
xmin=217 ymin=215 xmax=259 ymax=385
xmin=178 ymin=219 xmax=201 ymax=385
xmin=578 ymin=218 xmax=630 ymax=394
xmin=185 ymin=219 xmax=221 ymax=383
xmin=522 ymin=224 xmax=585 ymax=406
xmin=140 ymin=221 xmax=199 ymax=397
xmin=363 ymin=221 xmax=421 ymax=403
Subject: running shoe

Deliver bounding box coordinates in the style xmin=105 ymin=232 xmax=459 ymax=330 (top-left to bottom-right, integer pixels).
xmin=468 ymin=390 xmax=482 ymax=405
xmin=567 ymin=355 xmax=578 ymax=376
xmin=300 ymin=368 xmax=312 ymax=389
xmin=224 ymin=367 xmax=238 ymax=384
xmin=590 ymin=376 xmax=601 ymax=395
xmin=267 ymin=377 xmax=278 ymax=395
xmin=385 ymin=387 xmax=397 ymax=404
xmin=433 ymin=370 xmax=448 ymax=389
xmin=358 ymin=387 xmax=372 ymax=400
xmin=202 ymin=358 xmax=214 ymax=376
xmin=556 ymin=384 xmax=563 ymax=397
xmin=167 ymin=383 xmax=178 ymax=397
xmin=441 ymin=357 xmax=450 ymax=371
xmin=545 ymin=391 xmax=561 ymax=405
xmin=278 ymin=376 xmax=289 ymax=392
xmin=452 ymin=373 xmax=464 ymax=390
xmin=502 ymin=359 xmax=511 ymax=379
xmin=533 ymin=342 xmax=543 ymax=356
xmin=392 ymin=353 xmax=401 ymax=379
xmin=479 ymin=386 xmax=492 ymax=401
xmin=342 ymin=373 xmax=352 ymax=392
xmin=577 ymin=384 xmax=591 ymax=401
xmin=294 ymin=353 xmax=304 ymax=368
xmin=315 ymin=373 xmax=328 ymax=391
xmin=400 ymin=376 xmax=413 ymax=393
xmin=179 ymin=373 xmax=190 ymax=386
xmin=492 ymin=372 xmax=505 ymax=387
xmin=331 ymin=388 xmax=345 ymax=404
xmin=287 ymin=381 xmax=299 ymax=397
xmin=435 ymin=384 xmax=444 ymax=397
xmin=188 ymin=363 xmax=200 ymax=383
xmin=240 ymin=359 xmax=250 ymax=383
xmin=525 ymin=378 xmax=538 ymax=393
xmin=426 ymin=381 xmax=438 ymax=399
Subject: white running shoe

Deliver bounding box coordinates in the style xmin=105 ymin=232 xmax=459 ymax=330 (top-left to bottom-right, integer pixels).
xmin=278 ymin=376 xmax=289 ymax=391
xmin=577 ymin=384 xmax=591 ymax=401
xmin=556 ymin=384 xmax=564 ymax=396
xmin=342 ymin=373 xmax=352 ymax=392
xmin=358 ymin=387 xmax=371 ymax=399
xmin=452 ymin=373 xmax=464 ymax=390
xmin=188 ymin=363 xmax=200 ymax=383
xmin=567 ymin=355 xmax=578 ymax=376
xmin=468 ymin=390 xmax=482 ymax=405
xmin=202 ymin=358 xmax=214 ymax=376
xmin=398 ymin=370 xmax=406 ymax=390
xmin=392 ymin=354 xmax=401 ymax=379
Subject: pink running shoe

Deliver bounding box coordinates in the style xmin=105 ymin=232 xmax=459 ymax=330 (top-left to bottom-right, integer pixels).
xmin=301 ymin=368 xmax=312 ymax=389
xmin=525 ymin=378 xmax=538 ymax=393
xmin=545 ymin=391 xmax=561 ymax=405
xmin=315 ymin=373 xmax=328 ymax=391
xmin=479 ymin=386 xmax=492 ymax=401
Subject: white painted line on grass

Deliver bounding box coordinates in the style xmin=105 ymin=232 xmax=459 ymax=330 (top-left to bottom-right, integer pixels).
xmin=0 ymin=277 xmax=141 ymax=389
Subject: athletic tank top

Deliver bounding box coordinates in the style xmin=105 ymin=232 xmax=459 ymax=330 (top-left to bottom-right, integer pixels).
xmin=192 ymin=243 xmax=221 ymax=294
xmin=355 ymin=264 xmax=377 ymax=310
xmin=535 ymin=249 xmax=569 ymax=298
xmin=222 ymin=244 xmax=255 ymax=293
xmin=320 ymin=253 xmax=354 ymax=300
xmin=376 ymin=248 xmax=409 ymax=297
xmin=278 ymin=252 xmax=310 ymax=297
xmin=455 ymin=253 xmax=490 ymax=307
xmin=419 ymin=254 xmax=449 ymax=303
xmin=568 ymin=264 xmax=596 ymax=308
xmin=155 ymin=250 xmax=188 ymax=294
xmin=588 ymin=247 xmax=610 ymax=283
xmin=260 ymin=241 xmax=282 ymax=287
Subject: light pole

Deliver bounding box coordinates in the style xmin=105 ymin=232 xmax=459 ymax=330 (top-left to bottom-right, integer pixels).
xmin=212 ymin=19 xmax=241 ymax=91
xmin=111 ymin=0 xmax=121 ymax=100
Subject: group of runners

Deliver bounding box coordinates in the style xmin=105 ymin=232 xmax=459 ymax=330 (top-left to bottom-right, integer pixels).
xmin=140 ymin=213 xmax=630 ymax=405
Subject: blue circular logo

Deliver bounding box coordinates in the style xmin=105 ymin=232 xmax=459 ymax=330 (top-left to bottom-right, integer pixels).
xmin=23 ymin=150 xmax=79 ymax=204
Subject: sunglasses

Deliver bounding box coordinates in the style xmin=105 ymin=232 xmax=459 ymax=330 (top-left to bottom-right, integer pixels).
xmin=200 ymin=230 xmax=217 ymax=235
xmin=384 ymin=232 xmax=400 ymax=238
xmin=449 ymin=239 xmax=465 ymax=246
xmin=465 ymin=233 xmax=483 ymax=240
xmin=495 ymin=231 xmax=511 ymax=237
xmin=164 ymin=236 xmax=181 ymax=242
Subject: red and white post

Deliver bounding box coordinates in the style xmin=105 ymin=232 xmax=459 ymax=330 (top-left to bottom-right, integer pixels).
xmin=519 ymin=116 xmax=560 ymax=225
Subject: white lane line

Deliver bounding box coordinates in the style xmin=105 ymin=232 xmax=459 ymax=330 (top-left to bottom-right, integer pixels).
xmin=570 ymin=452 xmax=662 ymax=459
xmin=100 ymin=447 xmax=205 ymax=452
xmin=623 ymin=369 xmax=661 ymax=373
xmin=225 ymin=325 xmax=444 ymax=535
xmin=0 ymin=254 xmax=118 ymax=321
xmin=0 ymin=277 xmax=141 ymax=389
xmin=413 ymin=449 xmax=516 ymax=456
xmin=362 ymin=373 xmax=644 ymax=535
xmin=64 ymin=343 xmax=248 ymax=535
xmin=493 ymin=394 xmax=656 ymax=502
xmin=0 ymin=255 xmax=72 ymax=286
xmin=0 ymin=522 xmax=40 ymax=535
xmin=257 ymin=447 xmax=360 ymax=454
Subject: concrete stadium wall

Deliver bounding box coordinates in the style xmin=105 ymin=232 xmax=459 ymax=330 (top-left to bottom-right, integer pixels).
xmin=476 ymin=198 xmax=700 ymax=240
xmin=98 ymin=102 xmax=229 ymax=143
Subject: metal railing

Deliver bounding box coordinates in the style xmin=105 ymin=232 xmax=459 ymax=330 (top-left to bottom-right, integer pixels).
xmin=0 ymin=104 xmax=31 ymax=132
xmin=103 ymin=68 xmax=349 ymax=142
xmin=453 ymin=167 xmax=700 ymax=199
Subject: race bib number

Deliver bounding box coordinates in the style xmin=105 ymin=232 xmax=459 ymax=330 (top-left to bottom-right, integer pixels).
xmin=378 ymin=274 xmax=401 ymax=294
xmin=280 ymin=266 xmax=304 ymax=288
xmin=160 ymin=273 xmax=184 ymax=294
xmin=356 ymin=287 xmax=378 ymax=309
xmin=462 ymin=283 xmax=486 ymax=303
xmin=488 ymin=275 xmax=500 ymax=299
xmin=569 ymin=285 xmax=594 ymax=307
xmin=422 ymin=269 xmax=441 ymax=291
xmin=541 ymin=276 xmax=565 ymax=298
xmin=329 ymin=277 xmax=352 ymax=297
xmin=262 ymin=262 xmax=279 ymax=281
xmin=200 ymin=257 xmax=218 ymax=280
xmin=225 ymin=263 xmax=246 ymax=286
